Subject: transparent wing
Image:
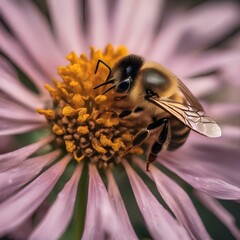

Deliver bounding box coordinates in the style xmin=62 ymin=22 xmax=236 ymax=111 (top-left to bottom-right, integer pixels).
xmin=178 ymin=78 xmax=204 ymax=111
xmin=148 ymin=96 xmax=221 ymax=138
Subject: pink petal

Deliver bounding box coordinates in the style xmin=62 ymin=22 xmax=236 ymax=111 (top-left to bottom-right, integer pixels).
xmin=0 ymin=135 xmax=14 ymax=154
xmin=0 ymin=154 xmax=71 ymax=236
xmin=0 ymin=150 xmax=61 ymax=201
xmin=175 ymin=2 xmax=240 ymax=53
xmin=106 ymin=169 xmax=138 ymax=240
xmin=195 ymin=191 xmax=240 ymax=239
xmin=121 ymin=0 xmax=164 ymax=55
xmin=133 ymin=157 xmax=211 ymax=240
xmin=205 ymin=103 xmax=240 ymax=120
xmin=87 ymin=0 xmax=109 ymax=49
xmin=0 ymin=135 xmax=54 ymax=172
xmin=0 ymin=56 xmax=18 ymax=78
xmin=159 ymin=149 xmax=240 ymax=200
xmin=150 ymin=2 xmax=240 ymax=63
xmin=0 ymin=117 xmax=46 ymax=136
xmin=29 ymin=163 xmax=82 ymax=240
xmin=47 ymin=0 xmax=86 ymax=55
xmin=82 ymin=164 xmax=123 ymax=240
xmin=0 ymin=71 xmax=44 ymax=109
xmin=0 ymin=26 xmax=49 ymax=92
xmin=110 ymin=0 xmax=136 ymax=46
xmin=122 ymin=159 xmax=190 ymax=240
xmin=181 ymin=76 xmax=220 ymax=98
xmin=0 ymin=0 xmax=65 ymax=77
xmin=221 ymin=125 xmax=240 ymax=141
xmin=182 ymin=50 xmax=240 ymax=77
xmin=149 ymin=9 xmax=185 ymax=63
xmin=0 ymin=94 xmax=44 ymax=122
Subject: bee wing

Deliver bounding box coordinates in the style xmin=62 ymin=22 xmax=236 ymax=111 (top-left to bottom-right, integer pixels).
xmin=178 ymin=78 xmax=204 ymax=111
xmin=147 ymin=96 xmax=221 ymax=138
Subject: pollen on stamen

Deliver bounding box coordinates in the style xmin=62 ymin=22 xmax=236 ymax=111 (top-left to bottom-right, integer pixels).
xmin=37 ymin=44 xmax=144 ymax=169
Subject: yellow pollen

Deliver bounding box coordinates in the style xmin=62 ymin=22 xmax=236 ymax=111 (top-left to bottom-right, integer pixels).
xmin=77 ymin=126 xmax=89 ymax=135
xmin=73 ymin=152 xmax=85 ymax=162
xmin=37 ymin=44 xmax=145 ymax=169
xmin=72 ymin=94 xmax=85 ymax=108
xmin=92 ymin=138 xmax=107 ymax=154
xmin=36 ymin=109 xmax=55 ymax=120
xmin=94 ymin=95 xmax=107 ymax=104
xmin=52 ymin=124 xmax=65 ymax=135
xmin=62 ymin=106 xmax=77 ymax=117
xmin=65 ymin=140 xmax=76 ymax=153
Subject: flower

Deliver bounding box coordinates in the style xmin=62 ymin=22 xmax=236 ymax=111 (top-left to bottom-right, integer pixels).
xmin=0 ymin=0 xmax=240 ymax=239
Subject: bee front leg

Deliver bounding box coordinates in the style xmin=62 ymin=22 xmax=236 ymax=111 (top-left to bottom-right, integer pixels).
xmin=146 ymin=120 xmax=168 ymax=171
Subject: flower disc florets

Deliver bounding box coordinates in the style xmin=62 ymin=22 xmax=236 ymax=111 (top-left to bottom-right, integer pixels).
xmin=37 ymin=45 xmax=144 ymax=168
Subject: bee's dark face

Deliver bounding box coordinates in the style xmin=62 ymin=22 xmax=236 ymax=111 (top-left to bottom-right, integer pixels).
xmin=113 ymin=55 xmax=144 ymax=94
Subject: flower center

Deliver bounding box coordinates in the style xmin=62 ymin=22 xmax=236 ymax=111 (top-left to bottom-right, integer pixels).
xmin=37 ymin=45 xmax=145 ymax=168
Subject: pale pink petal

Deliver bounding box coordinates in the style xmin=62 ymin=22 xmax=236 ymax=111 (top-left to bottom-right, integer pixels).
xmin=174 ymin=2 xmax=240 ymax=53
xmin=0 ymin=94 xmax=44 ymax=122
xmin=110 ymin=0 xmax=136 ymax=46
xmin=0 ymin=26 xmax=49 ymax=92
xmin=133 ymin=158 xmax=211 ymax=240
xmin=8 ymin=217 xmax=33 ymax=240
xmin=0 ymin=135 xmax=14 ymax=154
xmin=0 ymin=150 xmax=61 ymax=201
xmin=47 ymin=0 xmax=86 ymax=55
xmin=205 ymin=103 xmax=240 ymax=120
xmin=149 ymin=9 xmax=185 ymax=63
xmin=0 ymin=117 xmax=46 ymax=136
xmin=122 ymin=159 xmax=190 ymax=240
xmin=82 ymin=164 xmax=123 ymax=240
xmin=0 ymin=71 xmax=44 ymax=109
xmin=159 ymin=149 xmax=240 ymax=200
xmin=29 ymin=163 xmax=82 ymax=240
xmin=0 ymin=56 xmax=18 ymax=78
xmin=195 ymin=191 xmax=240 ymax=239
xmin=182 ymin=50 xmax=240 ymax=77
xmin=221 ymin=60 xmax=240 ymax=86
xmin=181 ymin=76 xmax=221 ymax=98
xmin=0 ymin=0 xmax=65 ymax=77
xmin=221 ymin=126 xmax=240 ymax=141
xmin=0 ymin=154 xmax=71 ymax=236
xmin=106 ymin=169 xmax=138 ymax=240
xmin=0 ymin=135 xmax=54 ymax=171
xmin=87 ymin=0 xmax=109 ymax=49
xmin=150 ymin=2 xmax=239 ymax=63
xmin=182 ymin=138 xmax=240 ymax=186
xmin=121 ymin=0 xmax=164 ymax=55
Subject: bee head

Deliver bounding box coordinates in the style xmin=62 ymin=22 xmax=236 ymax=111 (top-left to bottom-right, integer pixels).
xmin=113 ymin=54 xmax=144 ymax=94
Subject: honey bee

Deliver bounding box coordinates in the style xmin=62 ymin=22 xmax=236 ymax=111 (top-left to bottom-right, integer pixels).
xmin=94 ymin=55 xmax=222 ymax=171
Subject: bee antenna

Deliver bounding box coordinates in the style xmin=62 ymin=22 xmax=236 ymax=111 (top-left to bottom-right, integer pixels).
xmin=93 ymin=78 xmax=115 ymax=90
xmin=103 ymin=85 xmax=115 ymax=95
xmin=95 ymin=59 xmax=112 ymax=81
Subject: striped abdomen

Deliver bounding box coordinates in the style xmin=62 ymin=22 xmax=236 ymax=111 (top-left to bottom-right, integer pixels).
xmin=167 ymin=118 xmax=190 ymax=151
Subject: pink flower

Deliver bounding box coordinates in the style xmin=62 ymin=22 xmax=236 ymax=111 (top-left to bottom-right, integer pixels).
xmin=0 ymin=0 xmax=240 ymax=239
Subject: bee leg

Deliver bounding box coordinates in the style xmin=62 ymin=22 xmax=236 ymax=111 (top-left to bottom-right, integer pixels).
xmin=130 ymin=118 xmax=168 ymax=151
xmin=119 ymin=110 xmax=133 ymax=118
xmin=118 ymin=107 xmax=144 ymax=118
xmin=146 ymin=120 xmax=168 ymax=171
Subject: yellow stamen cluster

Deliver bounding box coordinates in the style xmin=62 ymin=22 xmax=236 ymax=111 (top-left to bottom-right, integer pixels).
xmin=37 ymin=45 xmax=144 ymax=168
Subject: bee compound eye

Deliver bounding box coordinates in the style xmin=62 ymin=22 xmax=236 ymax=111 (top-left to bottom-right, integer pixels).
xmin=116 ymin=78 xmax=131 ymax=93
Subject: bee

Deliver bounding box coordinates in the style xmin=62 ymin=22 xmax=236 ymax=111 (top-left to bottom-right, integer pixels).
xmin=94 ymin=55 xmax=222 ymax=171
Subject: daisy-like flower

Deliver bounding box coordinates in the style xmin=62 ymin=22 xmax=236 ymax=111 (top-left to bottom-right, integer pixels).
xmin=0 ymin=0 xmax=240 ymax=239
